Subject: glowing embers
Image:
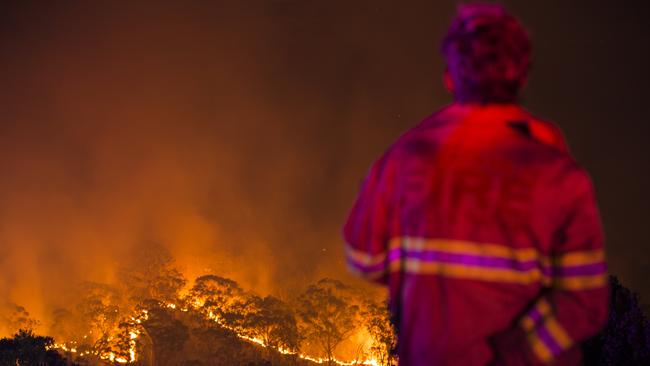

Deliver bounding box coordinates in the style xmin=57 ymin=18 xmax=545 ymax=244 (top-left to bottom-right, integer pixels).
xmin=196 ymin=301 xmax=379 ymax=366
xmin=51 ymin=302 xmax=380 ymax=365
xmin=51 ymin=310 xmax=147 ymax=364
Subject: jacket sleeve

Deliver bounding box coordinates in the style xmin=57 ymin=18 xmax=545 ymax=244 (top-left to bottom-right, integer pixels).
xmin=342 ymin=155 xmax=394 ymax=285
xmin=493 ymin=165 xmax=609 ymax=365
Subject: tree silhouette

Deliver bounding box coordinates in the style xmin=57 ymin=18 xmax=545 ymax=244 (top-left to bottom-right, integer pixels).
xmin=297 ymin=278 xmax=361 ymax=364
xmin=362 ymin=300 xmax=396 ymax=366
xmin=582 ymin=276 xmax=650 ymax=364
xmin=75 ymin=281 xmax=123 ymax=353
xmin=0 ymin=329 xmax=73 ymax=366
xmin=117 ymin=241 xmax=186 ymax=303
xmin=243 ymin=295 xmax=301 ymax=353
xmin=0 ymin=303 xmax=39 ymax=335
xmin=189 ymin=275 xmax=248 ymax=328
xmin=191 ymin=322 xmax=247 ymax=366
xmin=140 ymin=300 xmax=190 ymax=366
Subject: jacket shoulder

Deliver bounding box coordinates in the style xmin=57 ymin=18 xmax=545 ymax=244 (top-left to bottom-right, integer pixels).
xmin=519 ymin=110 xmax=569 ymax=152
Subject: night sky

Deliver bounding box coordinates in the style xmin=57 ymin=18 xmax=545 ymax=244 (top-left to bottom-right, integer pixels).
xmin=0 ymin=0 xmax=648 ymax=329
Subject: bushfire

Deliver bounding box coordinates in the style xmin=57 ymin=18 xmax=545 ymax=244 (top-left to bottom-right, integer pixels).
xmin=1 ymin=244 xmax=396 ymax=366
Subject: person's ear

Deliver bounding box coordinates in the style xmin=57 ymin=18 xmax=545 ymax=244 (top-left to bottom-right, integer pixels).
xmin=444 ymin=68 xmax=455 ymax=94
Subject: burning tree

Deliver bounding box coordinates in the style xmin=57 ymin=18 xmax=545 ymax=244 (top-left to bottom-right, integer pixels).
xmin=113 ymin=323 xmax=139 ymax=364
xmin=242 ymin=295 xmax=301 ymax=352
xmin=12 ymin=250 xmax=388 ymax=366
xmin=75 ymin=282 xmax=123 ymax=351
xmin=50 ymin=308 xmax=79 ymax=346
xmin=188 ymin=274 xmax=248 ymax=328
xmin=117 ymin=242 xmax=186 ymax=304
xmin=362 ymin=301 xmax=396 ymax=366
xmin=297 ymin=278 xmax=361 ymax=364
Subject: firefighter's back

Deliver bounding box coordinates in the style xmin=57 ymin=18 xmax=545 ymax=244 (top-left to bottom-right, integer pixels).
xmin=386 ymin=104 xmax=573 ymax=365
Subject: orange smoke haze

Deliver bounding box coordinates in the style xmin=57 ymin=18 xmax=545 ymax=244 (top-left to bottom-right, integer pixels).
xmin=1 ymin=0 xmax=648 ymax=336
xmin=0 ymin=1 xmax=445 ymax=333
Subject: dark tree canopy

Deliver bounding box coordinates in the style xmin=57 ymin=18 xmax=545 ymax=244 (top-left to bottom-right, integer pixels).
xmin=140 ymin=300 xmax=190 ymax=366
xmin=582 ymin=276 xmax=650 ymax=364
xmin=0 ymin=329 xmax=74 ymax=366
xmin=243 ymin=295 xmax=301 ymax=352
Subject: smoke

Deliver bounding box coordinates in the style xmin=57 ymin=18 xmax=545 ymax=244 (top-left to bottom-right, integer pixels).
xmin=0 ymin=1 xmax=448 ymax=333
xmin=0 ymin=0 xmax=648 ymax=341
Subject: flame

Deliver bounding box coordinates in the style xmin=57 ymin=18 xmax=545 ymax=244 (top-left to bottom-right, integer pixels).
xmin=51 ymin=303 xmax=380 ymax=366
xmin=50 ymin=310 xmax=147 ymax=364
xmin=197 ymin=303 xmax=379 ymax=366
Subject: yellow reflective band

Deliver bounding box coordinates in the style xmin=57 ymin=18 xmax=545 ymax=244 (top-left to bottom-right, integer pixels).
xmin=545 ymin=316 xmax=573 ymax=350
xmin=536 ymin=298 xmax=552 ymax=316
xmin=552 ymin=249 xmax=605 ymax=267
xmin=345 ymin=243 xmax=386 ymax=267
xmin=521 ymin=316 xmax=536 ymax=332
xmin=388 ymin=259 xmax=544 ymax=284
xmin=393 ymin=237 xmax=539 ymax=263
xmin=346 ymin=237 xmax=607 ymax=291
xmin=554 ymin=273 xmax=608 ymax=290
xmin=520 ymin=298 xmax=552 ymax=332
xmin=527 ymin=332 xmax=553 ymax=363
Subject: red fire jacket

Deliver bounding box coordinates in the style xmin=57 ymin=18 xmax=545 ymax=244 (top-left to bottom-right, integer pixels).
xmin=343 ymin=103 xmax=609 ymax=365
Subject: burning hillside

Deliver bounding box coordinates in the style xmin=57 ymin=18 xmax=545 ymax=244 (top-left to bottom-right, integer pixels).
xmin=0 ymin=243 xmax=395 ymax=366
xmin=0 ymin=3 xmax=401 ymax=365
xmin=0 ymin=1 xmax=392 ymax=340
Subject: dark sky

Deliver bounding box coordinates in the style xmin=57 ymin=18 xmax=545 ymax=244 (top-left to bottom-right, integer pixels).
xmin=0 ymin=0 xmax=648 ymax=329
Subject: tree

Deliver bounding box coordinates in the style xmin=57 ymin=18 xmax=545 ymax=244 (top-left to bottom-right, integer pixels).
xmin=75 ymin=282 xmax=123 ymax=352
xmin=191 ymin=322 xmax=247 ymax=366
xmin=297 ymin=278 xmax=361 ymax=364
xmin=242 ymin=295 xmax=301 ymax=353
xmin=140 ymin=300 xmax=190 ymax=366
xmin=362 ymin=301 xmax=397 ymax=366
xmin=582 ymin=276 xmax=650 ymax=364
xmin=117 ymin=241 xmax=187 ymax=303
xmin=0 ymin=303 xmax=39 ymax=335
xmin=0 ymin=329 xmax=73 ymax=366
xmin=96 ymin=316 xmax=146 ymax=365
xmin=188 ymin=275 xmax=247 ymax=328
xmin=50 ymin=308 xmax=81 ymax=346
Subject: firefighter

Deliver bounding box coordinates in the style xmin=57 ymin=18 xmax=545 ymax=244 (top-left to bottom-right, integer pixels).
xmin=343 ymin=3 xmax=608 ymax=365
